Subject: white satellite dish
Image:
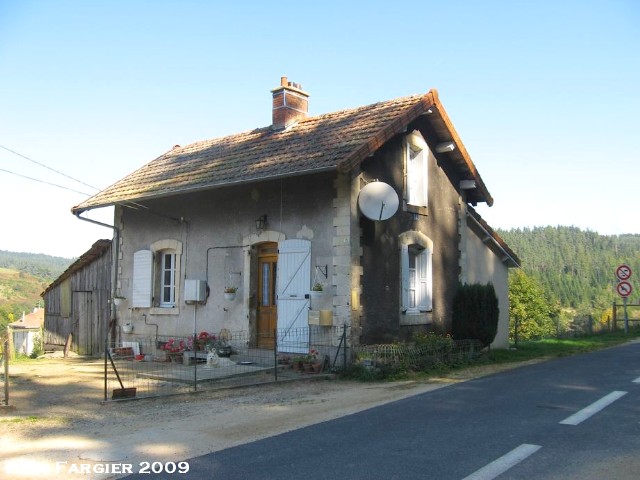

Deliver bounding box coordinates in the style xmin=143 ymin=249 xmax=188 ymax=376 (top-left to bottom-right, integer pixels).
xmin=358 ymin=181 xmax=399 ymax=221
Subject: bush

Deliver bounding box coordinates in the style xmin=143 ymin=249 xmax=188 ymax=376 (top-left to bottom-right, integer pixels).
xmin=29 ymin=333 xmax=44 ymax=359
xmin=451 ymin=283 xmax=499 ymax=347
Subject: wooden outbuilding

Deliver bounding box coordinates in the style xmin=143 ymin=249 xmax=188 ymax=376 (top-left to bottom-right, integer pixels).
xmin=41 ymin=239 xmax=112 ymax=355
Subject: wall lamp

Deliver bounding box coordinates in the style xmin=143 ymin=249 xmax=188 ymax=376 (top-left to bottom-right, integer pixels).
xmin=255 ymin=214 xmax=267 ymax=231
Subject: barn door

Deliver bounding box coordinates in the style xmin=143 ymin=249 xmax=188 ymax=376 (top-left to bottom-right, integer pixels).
xmin=276 ymin=239 xmax=310 ymax=353
xmin=74 ymin=292 xmax=93 ymax=355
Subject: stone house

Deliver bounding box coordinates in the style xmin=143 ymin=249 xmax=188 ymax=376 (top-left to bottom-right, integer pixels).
xmin=72 ymin=77 xmax=519 ymax=351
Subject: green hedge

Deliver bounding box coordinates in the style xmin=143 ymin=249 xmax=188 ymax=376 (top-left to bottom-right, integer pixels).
xmin=451 ymin=283 xmax=499 ymax=347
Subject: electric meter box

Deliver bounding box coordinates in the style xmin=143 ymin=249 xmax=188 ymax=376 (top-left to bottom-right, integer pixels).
xmin=184 ymin=279 xmax=207 ymax=302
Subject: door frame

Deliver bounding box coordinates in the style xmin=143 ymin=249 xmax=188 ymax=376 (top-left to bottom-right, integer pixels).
xmin=242 ymin=231 xmax=286 ymax=349
xmin=256 ymin=242 xmax=278 ymax=348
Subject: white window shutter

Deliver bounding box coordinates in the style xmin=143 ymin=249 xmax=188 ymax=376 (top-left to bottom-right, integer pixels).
xmin=276 ymin=239 xmax=311 ymax=354
xmin=132 ymin=249 xmax=153 ymax=308
xmin=407 ymin=146 xmax=427 ymax=207
xmin=400 ymin=244 xmax=410 ymax=312
xmin=417 ymin=248 xmax=432 ymax=311
xmin=416 ymin=149 xmax=427 ymax=207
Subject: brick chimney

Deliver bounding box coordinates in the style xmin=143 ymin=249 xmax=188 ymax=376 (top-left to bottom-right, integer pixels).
xmin=271 ymin=76 xmax=309 ymax=130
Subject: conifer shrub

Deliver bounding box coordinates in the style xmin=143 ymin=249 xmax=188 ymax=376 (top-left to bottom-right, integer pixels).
xmin=451 ymin=283 xmax=499 ymax=347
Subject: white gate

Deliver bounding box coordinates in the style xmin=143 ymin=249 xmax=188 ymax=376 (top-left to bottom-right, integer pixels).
xmin=276 ymin=239 xmax=311 ymax=353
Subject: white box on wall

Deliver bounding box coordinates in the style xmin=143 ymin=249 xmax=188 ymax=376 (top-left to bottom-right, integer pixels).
xmin=184 ymin=280 xmax=207 ymax=302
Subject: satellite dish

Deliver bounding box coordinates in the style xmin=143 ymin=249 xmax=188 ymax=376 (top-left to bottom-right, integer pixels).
xmin=358 ymin=181 xmax=399 ymax=221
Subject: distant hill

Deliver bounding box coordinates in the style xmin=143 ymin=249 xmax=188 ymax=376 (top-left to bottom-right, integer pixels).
xmin=0 ymin=250 xmax=72 ymax=282
xmin=497 ymin=226 xmax=640 ymax=314
xmin=0 ymin=250 xmax=73 ymax=330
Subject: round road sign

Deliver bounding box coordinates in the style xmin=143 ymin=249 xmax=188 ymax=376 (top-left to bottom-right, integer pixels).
xmin=616 ymin=264 xmax=632 ymax=281
xmin=616 ymin=281 xmax=633 ymax=297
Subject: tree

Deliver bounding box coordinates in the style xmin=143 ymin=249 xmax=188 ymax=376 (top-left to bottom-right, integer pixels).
xmin=509 ymin=270 xmax=557 ymax=344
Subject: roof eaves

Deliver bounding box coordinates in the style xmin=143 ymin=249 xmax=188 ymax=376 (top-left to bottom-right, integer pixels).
xmin=431 ymin=91 xmax=494 ymax=206
xmin=41 ymin=239 xmax=112 ymax=296
xmin=466 ymin=206 xmax=520 ymax=268
xmin=71 ymin=165 xmax=337 ymax=215
xmin=338 ymin=91 xmax=437 ymax=173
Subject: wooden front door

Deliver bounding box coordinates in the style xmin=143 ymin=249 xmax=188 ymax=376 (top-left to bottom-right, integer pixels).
xmin=257 ymin=243 xmax=278 ymax=348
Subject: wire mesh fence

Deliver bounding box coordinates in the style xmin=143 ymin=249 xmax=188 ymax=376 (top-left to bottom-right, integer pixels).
xmin=105 ymin=325 xmax=350 ymax=401
xmin=351 ymin=339 xmax=484 ymax=371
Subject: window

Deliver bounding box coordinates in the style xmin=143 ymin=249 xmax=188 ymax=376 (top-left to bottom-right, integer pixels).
xmin=160 ymin=252 xmax=176 ymax=307
xmin=400 ymin=231 xmax=433 ymax=323
xmin=406 ymin=131 xmax=428 ymax=208
xmin=132 ymin=239 xmax=182 ymax=312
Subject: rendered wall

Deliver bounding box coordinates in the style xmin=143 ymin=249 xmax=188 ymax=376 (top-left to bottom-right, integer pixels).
xmin=115 ymin=172 xmax=336 ymax=338
xmin=464 ymin=225 xmax=511 ymax=349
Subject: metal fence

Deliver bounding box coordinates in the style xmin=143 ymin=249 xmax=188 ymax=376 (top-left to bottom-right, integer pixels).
xmin=105 ymin=325 xmax=350 ymax=401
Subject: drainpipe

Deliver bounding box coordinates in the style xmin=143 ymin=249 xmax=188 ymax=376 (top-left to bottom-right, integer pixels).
xmin=74 ymin=213 xmax=120 ymax=325
xmin=74 ymin=212 xmax=120 ymax=401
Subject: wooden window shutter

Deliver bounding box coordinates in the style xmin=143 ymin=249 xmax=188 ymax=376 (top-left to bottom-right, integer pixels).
xmin=132 ymin=249 xmax=153 ymax=308
xmin=417 ymin=248 xmax=432 ymax=311
xmin=400 ymin=244 xmax=410 ymax=312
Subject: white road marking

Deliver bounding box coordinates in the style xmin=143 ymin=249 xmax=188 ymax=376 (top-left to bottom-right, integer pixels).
xmin=560 ymin=390 xmax=627 ymax=426
xmin=632 ymin=376 xmax=640 ymax=384
xmin=461 ymin=444 xmax=542 ymax=480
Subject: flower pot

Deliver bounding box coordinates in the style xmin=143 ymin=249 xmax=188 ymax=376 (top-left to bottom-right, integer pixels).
xmin=216 ymin=345 xmax=232 ymax=357
xmin=224 ymin=292 xmax=236 ymax=301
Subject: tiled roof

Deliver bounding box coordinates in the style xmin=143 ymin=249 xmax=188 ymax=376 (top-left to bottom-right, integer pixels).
xmin=73 ymin=89 xmax=491 ymax=213
xmin=9 ymin=307 xmax=44 ymax=329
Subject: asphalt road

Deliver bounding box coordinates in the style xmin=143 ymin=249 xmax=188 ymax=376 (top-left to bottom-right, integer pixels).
xmin=126 ymin=341 xmax=640 ymax=480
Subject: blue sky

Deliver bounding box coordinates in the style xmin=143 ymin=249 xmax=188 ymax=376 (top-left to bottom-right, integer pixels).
xmin=1 ymin=0 xmax=638 ymax=258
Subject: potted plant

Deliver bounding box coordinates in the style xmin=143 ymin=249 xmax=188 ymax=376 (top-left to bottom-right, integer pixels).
xmin=310 ymin=282 xmax=324 ymax=297
xmin=224 ymin=286 xmax=237 ymax=301
xmin=121 ymin=322 xmax=134 ymax=334
xmin=160 ymin=338 xmax=186 ymax=362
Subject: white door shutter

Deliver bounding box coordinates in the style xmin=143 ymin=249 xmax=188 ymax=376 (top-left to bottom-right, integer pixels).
xmin=400 ymin=244 xmax=409 ymax=312
xmin=417 ymin=248 xmax=432 ymax=311
xmin=276 ymin=239 xmax=311 ymax=353
xmin=132 ymin=250 xmax=153 ymax=308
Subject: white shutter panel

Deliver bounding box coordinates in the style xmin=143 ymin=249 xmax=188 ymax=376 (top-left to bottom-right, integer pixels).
xmin=400 ymin=244 xmax=409 ymax=312
xmin=408 ymin=146 xmax=427 ymax=207
xmin=416 ymin=149 xmax=427 ymax=207
xmin=276 ymin=239 xmax=311 ymax=353
xmin=132 ymin=250 xmax=153 ymax=308
xmin=417 ymin=248 xmax=432 ymax=311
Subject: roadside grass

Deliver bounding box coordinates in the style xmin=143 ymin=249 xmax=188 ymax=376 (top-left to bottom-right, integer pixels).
xmin=342 ymin=327 xmax=640 ymax=382
xmin=486 ymin=327 xmax=640 ymax=364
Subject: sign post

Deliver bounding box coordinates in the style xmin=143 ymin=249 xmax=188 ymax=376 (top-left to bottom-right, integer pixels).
xmin=616 ymin=265 xmax=633 ymax=334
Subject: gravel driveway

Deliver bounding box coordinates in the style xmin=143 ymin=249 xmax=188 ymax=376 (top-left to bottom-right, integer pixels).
xmin=0 ymin=355 xmax=521 ymax=479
